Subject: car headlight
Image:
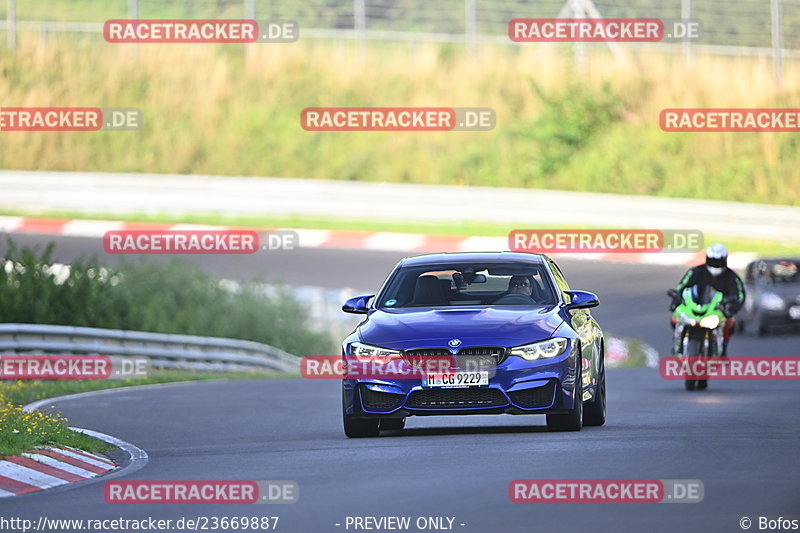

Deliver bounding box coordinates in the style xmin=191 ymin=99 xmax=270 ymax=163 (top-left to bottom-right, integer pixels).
xmin=350 ymin=342 xmax=401 ymax=364
xmin=699 ymin=315 xmax=720 ymax=329
xmin=760 ymin=292 xmax=786 ymax=311
xmin=510 ymin=338 xmax=569 ymax=361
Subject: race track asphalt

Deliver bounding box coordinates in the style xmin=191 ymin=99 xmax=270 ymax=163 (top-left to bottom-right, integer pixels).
xmin=2 ymin=235 xmax=798 ymax=533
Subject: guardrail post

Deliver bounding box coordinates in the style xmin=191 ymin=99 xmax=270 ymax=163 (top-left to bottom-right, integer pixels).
xmin=127 ymin=0 xmax=138 ymax=58
xmin=244 ymin=0 xmax=255 ymax=57
xmin=465 ymin=0 xmax=476 ymax=54
xmin=681 ymin=0 xmax=692 ymax=65
xmin=771 ymin=0 xmax=783 ymax=86
xmin=354 ymin=0 xmax=366 ymax=55
xmin=7 ymin=0 xmax=16 ymax=50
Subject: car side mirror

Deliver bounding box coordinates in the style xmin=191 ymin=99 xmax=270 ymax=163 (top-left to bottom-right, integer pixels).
xmin=342 ymin=294 xmax=375 ymax=314
xmin=564 ymin=290 xmax=599 ymax=310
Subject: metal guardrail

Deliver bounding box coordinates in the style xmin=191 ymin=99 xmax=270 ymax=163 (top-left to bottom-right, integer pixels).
xmin=3 ymin=170 xmax=797 ymax=245
xmin=0 ymin=323 xmax=299 ymax=374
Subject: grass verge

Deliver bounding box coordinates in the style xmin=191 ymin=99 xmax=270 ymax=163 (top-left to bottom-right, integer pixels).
xmin=0 ymin=402 xmax=112 ymax=458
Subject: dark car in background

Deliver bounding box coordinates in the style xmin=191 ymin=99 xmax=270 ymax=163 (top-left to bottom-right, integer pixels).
xmin=738 ymin=259 xmax=800 ymax=335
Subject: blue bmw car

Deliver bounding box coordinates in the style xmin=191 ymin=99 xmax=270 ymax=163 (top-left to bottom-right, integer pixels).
xmin=341 ymin=252 xmax=606 ymax=437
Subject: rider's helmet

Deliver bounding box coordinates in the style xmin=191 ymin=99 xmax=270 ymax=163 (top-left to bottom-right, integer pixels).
xmin=705 ymin=243 xmax=728 ymax=276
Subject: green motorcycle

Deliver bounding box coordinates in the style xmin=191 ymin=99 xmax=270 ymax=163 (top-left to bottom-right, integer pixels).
xmin=668 ymin=285 xmax=727 ymax=391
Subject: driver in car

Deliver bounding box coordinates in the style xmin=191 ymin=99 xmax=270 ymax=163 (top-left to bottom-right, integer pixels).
xmin=508 ymin=275 xmax=533 ymax=297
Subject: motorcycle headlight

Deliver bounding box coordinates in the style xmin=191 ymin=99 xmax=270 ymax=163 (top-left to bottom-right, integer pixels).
xmin=679 ymin=312 xmax=696 ymax=326
xmin=510 ymin=338 xmax=569 ymax=361
xmin=699 ymin=315 xmax=720 ymax=329
xmin=350 ymin=342 xmax=401 ymax=364
xmin=760 ymin=292 xmax=785 ymax=311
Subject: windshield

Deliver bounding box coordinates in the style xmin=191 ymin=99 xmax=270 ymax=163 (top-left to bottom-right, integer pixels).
xmin=765 ymin=260 xmax=800 ymax=283
xmin=690 ymin=284 xmax=715 ymax=305
xmin=376 ymin=262 xmax=558 ymax=308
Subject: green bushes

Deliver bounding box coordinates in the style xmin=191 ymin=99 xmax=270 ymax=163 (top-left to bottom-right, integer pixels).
xmin=0 ymin=239 xmax=334 ymax=355
xmin=520 ymin=80 xmax=624 ymax=179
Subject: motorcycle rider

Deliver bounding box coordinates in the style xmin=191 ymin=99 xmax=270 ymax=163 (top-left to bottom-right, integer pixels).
xmin=669 ymin=243 xmax=746 ymax=357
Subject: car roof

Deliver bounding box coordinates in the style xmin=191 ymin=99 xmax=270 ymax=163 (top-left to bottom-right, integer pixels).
xmin=400 ymin=251 xmax=550 ymax=267
xmin=753 ymin=258 xmax=800 ymax=264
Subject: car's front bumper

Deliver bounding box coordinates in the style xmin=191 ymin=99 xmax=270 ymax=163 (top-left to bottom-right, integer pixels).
xmin=342 ymin=354 xmax=581 ymax=418
xmin=758 ymin=308 xmax=800 ymax=328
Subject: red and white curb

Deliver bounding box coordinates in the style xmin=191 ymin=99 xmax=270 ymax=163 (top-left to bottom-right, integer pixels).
xmin=0 ymin=445 xmax=115 ymax=497
xmin=0 ymin=216 xmax=756 ymax=268
xmin=0 ymin=394 xmax=152 ymax=499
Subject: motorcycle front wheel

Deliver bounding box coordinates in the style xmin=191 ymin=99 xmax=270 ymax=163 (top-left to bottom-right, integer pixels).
xmin=683 ymin=337 xmax=707 ymax=391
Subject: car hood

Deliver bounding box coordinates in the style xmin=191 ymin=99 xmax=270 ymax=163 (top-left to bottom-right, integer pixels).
xmin=358 ymin=306 xmax=565 ymax=350
xmin=765 ymin=284 xmax=800 ymax=302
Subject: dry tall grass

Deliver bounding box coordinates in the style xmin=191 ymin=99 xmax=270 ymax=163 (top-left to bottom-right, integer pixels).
xmin=1 ymin=35 xmax=798 ymax=204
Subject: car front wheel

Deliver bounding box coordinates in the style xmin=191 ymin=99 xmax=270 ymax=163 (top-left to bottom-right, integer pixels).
xmin=583 ymin=354 xmax=606 ymax=427
xmin=342 ymin=387 xmax=381 ymax=438
xmin=547 ymin=355 xmax=583 ymax=432
xmin=343 ymin=415 xmax=381 ymax=438
xmin=380 ymin=418 xmax=406 ymax=431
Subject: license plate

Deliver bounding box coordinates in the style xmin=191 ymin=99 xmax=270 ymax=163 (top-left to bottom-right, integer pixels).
xmin=423 ymin=371 xmax=489 ymax=388
xmin=789 ymin=306 xmax=800 ymax=320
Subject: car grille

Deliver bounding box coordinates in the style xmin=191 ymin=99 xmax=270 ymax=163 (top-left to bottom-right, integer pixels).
xmin=402 ymin=349 xmax=451 ymax=369
xmin=402 ymin=347 xmax=506 ymax=370
xmin=361 ymin=387 xmax=403 ymax=411
xmin=457 ymin=347 xmax=506 ymax=369
xmin=406 ymin=388 xmax=507 ymax=408
xmin=509 ymin=381 xmax=556 ymax=408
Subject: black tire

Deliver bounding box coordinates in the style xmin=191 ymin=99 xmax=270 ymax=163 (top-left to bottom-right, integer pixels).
xmin=697 ymin=380 xmax=708 ymax=390
xmin=380 ymin=418 xmax=406 ymax=431
xmin=583 ymin=353 xmax=606 ymax=427
xmin=547 ymin=354 xmax=583 ymax=432
xmin=683 ymin=337 xmax=704 ymax=391
xmin=343 ymin=387 xmax=380 ymax=438
xmin=344 ymin=416 xmax=380 ymax=438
